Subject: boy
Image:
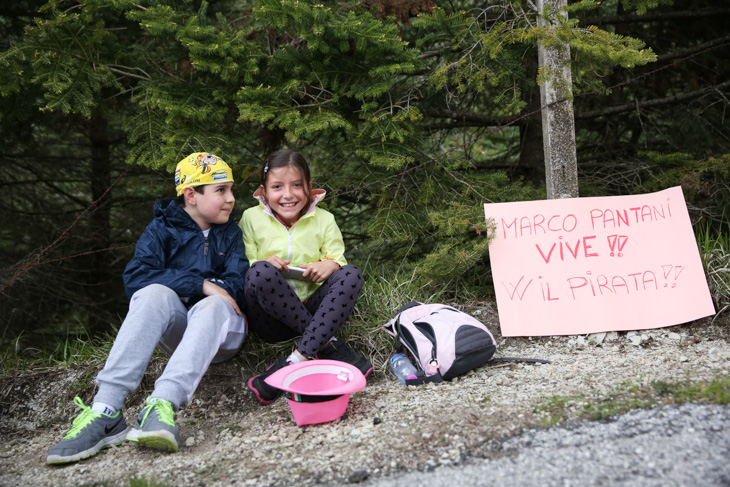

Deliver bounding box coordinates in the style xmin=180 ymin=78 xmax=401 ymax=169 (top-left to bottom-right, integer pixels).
xmin=47 ymin=152 xmax=249 ymax=464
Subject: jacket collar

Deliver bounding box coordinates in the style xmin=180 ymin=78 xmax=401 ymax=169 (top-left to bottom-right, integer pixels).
xmin=154 ymin=198 xmax=236 ymax=232
xmin=252 ymin=188 xmax=326 ymax=224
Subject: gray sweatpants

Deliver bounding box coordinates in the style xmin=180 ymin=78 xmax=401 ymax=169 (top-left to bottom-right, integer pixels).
xmin=94 ymin=284 xmax=247 ymax=411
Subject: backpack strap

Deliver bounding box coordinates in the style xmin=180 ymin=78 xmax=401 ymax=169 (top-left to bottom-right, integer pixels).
xmin=404 ymin=373 xmax=443 ymax=386
xmin=404 ymin=357 xmax=549 ymax=384
xmin=490 ymin=357 xmax=551 ymax=364
xmin=390 ymin=301 xmax=419 ymax=355
xmin=397 ymin=301 xmax=422 ymax=313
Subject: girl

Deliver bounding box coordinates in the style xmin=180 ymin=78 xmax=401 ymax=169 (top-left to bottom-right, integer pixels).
xmin=240 ymin=150 xmax=372 ymax=404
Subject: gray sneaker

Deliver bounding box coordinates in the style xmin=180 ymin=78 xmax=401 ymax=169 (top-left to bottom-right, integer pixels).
xmin=126 ymin=397 xmax=179 ymax=452
xmin=46 ymin=397 xmax=129 ymax=465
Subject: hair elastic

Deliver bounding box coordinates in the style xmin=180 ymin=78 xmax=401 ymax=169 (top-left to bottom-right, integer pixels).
xmin=263 ymin=163 xmax=269 ymax=173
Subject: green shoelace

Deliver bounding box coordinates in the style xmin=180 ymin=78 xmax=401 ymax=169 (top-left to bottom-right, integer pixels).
xmin=63 ymin=396 xmax=102 ymax=439
xmin=140 ymin=398 xmax=175 ymax=427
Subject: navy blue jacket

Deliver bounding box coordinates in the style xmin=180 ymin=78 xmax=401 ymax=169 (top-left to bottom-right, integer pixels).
xmin=123 ymin=199 xmax=248 ymax=309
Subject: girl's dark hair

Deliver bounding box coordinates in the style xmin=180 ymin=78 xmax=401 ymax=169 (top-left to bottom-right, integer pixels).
xmin=261 ymin=150 xmax=312 ymax=220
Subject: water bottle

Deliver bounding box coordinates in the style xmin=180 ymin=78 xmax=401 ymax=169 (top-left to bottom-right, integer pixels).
xmin=388 ymin=353 xmax=418 ymax=384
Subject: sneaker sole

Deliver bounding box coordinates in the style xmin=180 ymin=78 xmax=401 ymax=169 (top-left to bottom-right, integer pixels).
xmin=128 ymin=429 xmax=178 ymax=452
xmin=46 ymin=427 xmax=130 ymax=465
xmin=248 ymin=375 xmax=278 ymax=405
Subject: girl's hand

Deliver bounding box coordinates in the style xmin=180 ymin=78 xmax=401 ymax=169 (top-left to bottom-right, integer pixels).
xmin=202 ymin=280 xmax=242 ymax=316
xmin=263 ymin=255 xmax=291 ymax=271
xmin=300 ymin=260 xmax=339 ymax=283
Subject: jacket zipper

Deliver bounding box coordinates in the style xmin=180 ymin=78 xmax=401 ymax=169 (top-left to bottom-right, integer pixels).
xmin=286 ymin=224 xmax=296 ymax=261
xmin=284 ymin=224 xmax=300 ymax=294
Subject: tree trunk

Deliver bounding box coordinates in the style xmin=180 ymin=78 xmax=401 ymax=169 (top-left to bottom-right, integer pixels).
xmin=537 ymin=0 xmax=579 ymax=199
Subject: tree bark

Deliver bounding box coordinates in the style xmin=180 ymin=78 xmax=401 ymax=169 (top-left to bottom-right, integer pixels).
xmin=537 ymin=0 xmax=579 ymax=199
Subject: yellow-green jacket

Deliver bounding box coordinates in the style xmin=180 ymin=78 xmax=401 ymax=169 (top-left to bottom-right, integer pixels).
xmin=239 ymin=188 xmax=347 ymax=301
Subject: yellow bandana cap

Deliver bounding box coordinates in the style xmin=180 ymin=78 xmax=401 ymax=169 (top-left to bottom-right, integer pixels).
xmin=175 ymin=152 xmax=234 ymax=196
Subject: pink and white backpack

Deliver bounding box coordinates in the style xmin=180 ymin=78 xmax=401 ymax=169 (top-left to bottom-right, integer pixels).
xmin=383 ymin=302 xmax=549 ymax=385
xmin=383 ymin=302 xmax=497 ymax=384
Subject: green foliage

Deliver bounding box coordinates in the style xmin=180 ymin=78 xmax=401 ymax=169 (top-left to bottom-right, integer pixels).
xmin=697 ymin=224 xmax=730 ymax=313
xmin=1 ymin=323 xmax=117 ymax=377
xmin=416 ymin=1 xmax=657 ymax=110
xmin=237 ymin=0 xmax=421 ymax=165
xmin=2 ymin=1 xmax=128 ymax=116
xmin=360 ymin=166 xmax=540 ymax=292
xmin=415 ymin=6 xmax=531 ymax=111
xmin=567 ymin=25 xmax=656 ymax=94
xmin=535 ymin=375 xmax=730 ymax=426
xmin=583 ymin=152 xmax=730 ymax=225
xmin=129 ymin=476 xmax=171 ymax=487
xmin=637 ymin=154 xmax=730 ymax=220
xmin=620 ymin=0 xmax=674 ymax=15
xmin=651 ymin=376 xmax=730 ymax=404
xmin=2 ymin=0 xmax=728 ymax=345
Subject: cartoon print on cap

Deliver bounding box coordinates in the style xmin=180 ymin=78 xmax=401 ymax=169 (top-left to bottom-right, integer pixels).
xmin=196 ymin=153 xmax=220 ymax=175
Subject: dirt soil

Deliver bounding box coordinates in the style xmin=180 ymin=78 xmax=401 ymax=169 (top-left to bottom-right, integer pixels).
xmin=1 ymin=302 xmax=729 ymax=487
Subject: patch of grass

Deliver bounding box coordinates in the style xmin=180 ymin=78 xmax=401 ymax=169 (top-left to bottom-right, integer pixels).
xmin=651 ymin=375 xmax=730 ymax=404
xmin=345 ymin=262 xmax=478 ymax=372
xmin=697 ymin=223 xmax=730 ymax=318
xmin=67 ymin=366 xmax=96 ymax=394
xmin=1 ymin=320 xmax=120 ymax=377
xmin=535 ymin=375 xmax=730 ymax=426
xmin=534 ymin=394 xmax=587 ymax=426
xmin=217 ymin=423 xmax=244 ymax=434
xmin=0 ymin=321 xmax=169 ymax=378
xmin=581 ymin=396 xmax=657 ymax=421
xmin=128 ymin=476 xmax=170 ymax=487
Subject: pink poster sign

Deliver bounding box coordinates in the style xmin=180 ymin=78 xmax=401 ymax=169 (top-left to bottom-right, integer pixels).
xmin=484 ymin=186 xmax=715 ymax=336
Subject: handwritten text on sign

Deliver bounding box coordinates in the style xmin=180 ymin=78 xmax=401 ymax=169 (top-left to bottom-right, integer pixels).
xmin=485 ymin=186 xmax=714 ymax=336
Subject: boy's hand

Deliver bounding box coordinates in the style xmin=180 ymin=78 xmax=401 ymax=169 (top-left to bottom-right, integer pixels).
xmin=203 ymin=280 xmax=242 ymax=315
xmin=300 ymin=260 xmax=339 ymax=283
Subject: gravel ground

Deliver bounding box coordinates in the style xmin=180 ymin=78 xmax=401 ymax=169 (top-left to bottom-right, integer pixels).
xmin=361 ymin=402 xmax=730 ymax=487
xmin=1 ymin=304 xmax=728 ymax=487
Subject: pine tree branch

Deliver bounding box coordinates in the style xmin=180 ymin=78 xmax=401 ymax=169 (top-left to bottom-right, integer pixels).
xmin=418 ymin=50 xmax=449 ymax=59
xmin=0 ymin=171 xmax=127 ymax=294
xmin=582 ymin=8 xmax=730 ymax=26
xmin=421 ymin=110 xmax=516 ymax=127
xmin=575 ymin=79 xmax=730 ymax=120
xmin=106 ymin=65 xmax=152 ymax=81
xmin=655 ymin=34 xmax=730 ymax=63
xmin=21 ymin=166 xmax=91 ymax=208
xmin=422 ymin=121 xmax=523 ymax=130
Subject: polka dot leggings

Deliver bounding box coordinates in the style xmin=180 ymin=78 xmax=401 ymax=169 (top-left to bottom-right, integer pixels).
xmin=244 ymin=261 xmax=363 ymax=358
